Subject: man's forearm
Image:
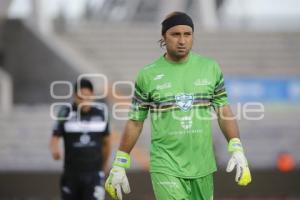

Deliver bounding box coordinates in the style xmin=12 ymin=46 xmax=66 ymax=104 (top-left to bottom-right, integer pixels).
xmin=119 ymin=119 xmax=144 ymax=153
xmin=104 ymin=120 xmax=142 ymax=199
xmin=216 ymin=105 xmax=240 ymax=141
xmin=220 ymin=105 xmax=252 ymax=186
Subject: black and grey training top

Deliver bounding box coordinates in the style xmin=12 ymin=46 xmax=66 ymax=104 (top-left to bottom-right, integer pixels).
xmin=52 ymin=103 xmax=110 ymax=172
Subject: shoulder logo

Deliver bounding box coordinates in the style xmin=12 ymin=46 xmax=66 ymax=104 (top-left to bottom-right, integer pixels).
xmin=175 ymin=93 xmax=194 ymax=111
xmin=154 ymin=74 xmax=165 ymax=80
xmin=194 ymin=79 xmax=211 ymax=86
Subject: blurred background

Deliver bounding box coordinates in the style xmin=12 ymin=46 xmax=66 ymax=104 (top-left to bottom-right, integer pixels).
xmin=0 ymin=0 xmax=300 ymax=199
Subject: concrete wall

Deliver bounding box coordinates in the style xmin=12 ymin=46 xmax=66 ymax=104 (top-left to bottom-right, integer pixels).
xmin=2 ymin=19 xmax=80 ymax=104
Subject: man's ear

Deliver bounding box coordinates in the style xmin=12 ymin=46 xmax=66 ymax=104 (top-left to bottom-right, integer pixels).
xmin=159 ymin=36 xmax=166 ymax=48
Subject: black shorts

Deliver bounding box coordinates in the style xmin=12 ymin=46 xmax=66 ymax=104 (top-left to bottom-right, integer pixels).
xmin=60 ymin=171 xmax=105 ymax=200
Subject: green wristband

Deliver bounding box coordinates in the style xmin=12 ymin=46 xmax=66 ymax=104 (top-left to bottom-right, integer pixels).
xmin=228 ymin=138 xmax=244 ymax=152
xmin=113 ymin=150 xmax=131 ymax=169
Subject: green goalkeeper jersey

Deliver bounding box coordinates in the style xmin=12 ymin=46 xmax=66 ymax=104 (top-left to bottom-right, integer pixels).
xmin=129 ymin=52 xmax=228 ymax=178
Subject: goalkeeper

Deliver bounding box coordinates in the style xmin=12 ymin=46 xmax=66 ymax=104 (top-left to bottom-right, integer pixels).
xmin=105 ymin=12 xmax=251 ymax=200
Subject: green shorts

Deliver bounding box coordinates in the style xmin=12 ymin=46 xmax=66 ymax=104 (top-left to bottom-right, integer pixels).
xmin=151 ymin=173 xmax=213 ymax=200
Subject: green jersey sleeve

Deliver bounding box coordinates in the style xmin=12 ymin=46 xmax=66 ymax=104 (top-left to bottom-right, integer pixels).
xmin=128 ymin=70 xmax=150 ymax=121
xmin=212 ymin=63 xmax=228 ymax=108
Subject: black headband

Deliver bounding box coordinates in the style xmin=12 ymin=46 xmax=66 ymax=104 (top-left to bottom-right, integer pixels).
xmin=161 ymin=13 xmax=194 ymax=35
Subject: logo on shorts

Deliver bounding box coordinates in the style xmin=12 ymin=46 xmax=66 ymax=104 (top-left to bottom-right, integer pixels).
xmin=94 ymin=186 xmax=105 ymax=200
xmin=175 ymin=93 xmax=194 ymax=111
xmin=158 ymin=181 xmax=179 ymax=189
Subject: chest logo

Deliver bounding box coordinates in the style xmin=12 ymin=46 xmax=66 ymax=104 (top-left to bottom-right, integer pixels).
xmin=175 ymin=93 xmax=194 ymax=111
xmin=156 ymin=82 xmax=172 ymax=90
xmin=194 ymin=79 xmax=211 ymax=86
xmin=79 ymin=134 xmax=91 ymax=145
xmin=180 ymin=116 xmax=193 ymax=129
xmin=154 ymin=74 xmax=165 ymax=80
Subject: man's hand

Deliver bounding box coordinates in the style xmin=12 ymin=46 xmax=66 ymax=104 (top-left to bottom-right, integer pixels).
xmin=51 ymin=147 xmax=61 ymax=160
xmin=49 ymin=136 xmax=61 ymax=160
xmin=226 ymin=138 xmax=251 ymax=186
xmin=105 ymin=151 xmax=131 ymax=200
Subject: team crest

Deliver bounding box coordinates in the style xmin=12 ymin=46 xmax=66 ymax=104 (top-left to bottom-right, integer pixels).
xmin=175 ymin=93 xmax=194 ymax=111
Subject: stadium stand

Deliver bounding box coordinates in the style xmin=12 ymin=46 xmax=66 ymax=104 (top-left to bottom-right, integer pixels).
xmin=59 ymin=23 xmax=300 ymax=80
xmin=56 ymin=22 xmax=300 ymax=170
xmin=0 ymin=105 xmax=61 ymax=171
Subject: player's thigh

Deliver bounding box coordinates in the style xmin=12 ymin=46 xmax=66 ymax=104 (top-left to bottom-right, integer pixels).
xmin=60 ymin=173 xmax=80 ymax=200
xmin=190 ymin=173 xmax=214 ymax=200
xmin=81 ymin=171 xmax=105 ymax=200
xmin=151 ymin=172 xmax=190 ymax=200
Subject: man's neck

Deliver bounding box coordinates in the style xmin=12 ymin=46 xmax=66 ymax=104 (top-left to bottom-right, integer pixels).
xmin=165 ymin=53 xmax=189 ymax=63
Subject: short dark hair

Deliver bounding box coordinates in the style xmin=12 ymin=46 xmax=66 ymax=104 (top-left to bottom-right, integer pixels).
xmin=74 ymin=78 xmax=94 ymax=93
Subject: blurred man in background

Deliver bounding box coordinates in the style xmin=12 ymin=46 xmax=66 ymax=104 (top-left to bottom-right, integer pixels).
xmin=105 ymin=11 xmax=251 ymax=200
xmin=49 ymin=78 xmax=110 ymax=200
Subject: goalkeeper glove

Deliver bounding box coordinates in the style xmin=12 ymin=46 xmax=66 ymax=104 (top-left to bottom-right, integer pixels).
xmin=226 ymin=138 xmax=252 ymax=186
xmin=105 ymin=151 xmax=131 ymax=200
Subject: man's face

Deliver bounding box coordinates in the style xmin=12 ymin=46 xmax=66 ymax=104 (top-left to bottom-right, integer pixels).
xmin=164 ymin=25 xmax=193 ymax=60
xmin=74 ymin=88 xmax=93 ymax=112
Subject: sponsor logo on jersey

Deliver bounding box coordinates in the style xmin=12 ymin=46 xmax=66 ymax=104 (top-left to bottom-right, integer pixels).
xmin=74 ymin=133 xmax=96 ymax=147
xmin=91 ymin=116 xmax=103 ymax=121
xmin=156 ymin=82 xmax=172 ymax=90
xmin=168 ymin=129 xmax=203 ymax=135
xmin=194 ymin=79 xmax=211 ymax=86
xmin=175 ymin=93 xmax=194 ymax=111
xmin=180 ymin=116 xmax=192 ymax=129
xmin=154 ymin=74 xmax=165 ymax=80
xmin=80 ymin=134 xmax=91 ymax=145
xmin=64 ymin=121 xmax=107 ymax=133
